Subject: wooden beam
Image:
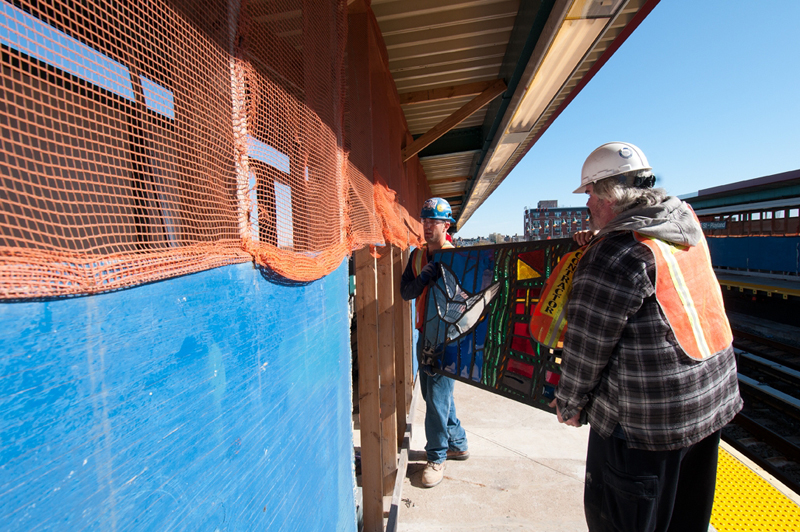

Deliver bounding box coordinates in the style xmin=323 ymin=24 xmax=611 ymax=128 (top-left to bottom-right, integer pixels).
xmin=377 ymin=246 xmax=398 ymax=496
xmin=402 ymin=79 xmax=506 ymax=162
xmin=346 ymin=8 xmax=373 ymax=181
xmin=399 ymin=80 xmax=502 ymax=106
xmin=428 ymin=176 xmax=469 ymax=186
xmin=393 ymin=247 xmax=413 ymax=442
xmin=354 ymin=246 xmax=384 ymax=532
xmin=347 ymin=18 xmax=379 ymax=527
xmin=385 ymin=383 xmax=421 ymax=532
xmin=346 ymin=0 xmax=369 ymax=13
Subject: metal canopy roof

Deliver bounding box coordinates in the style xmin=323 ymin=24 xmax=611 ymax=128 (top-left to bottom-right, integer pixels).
xmin=370 ymin=0 xmax=659 ymax=229
xmin=687 ymin=168 xmax=800 ymax=213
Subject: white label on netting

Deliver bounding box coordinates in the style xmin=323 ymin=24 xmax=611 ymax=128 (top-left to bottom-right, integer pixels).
xmin=0 ymin=3 xmax=135 ymax=101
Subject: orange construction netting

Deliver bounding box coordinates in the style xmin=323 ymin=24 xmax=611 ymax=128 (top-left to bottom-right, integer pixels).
xmin=0 ymin=0 xmax=424 ymax=298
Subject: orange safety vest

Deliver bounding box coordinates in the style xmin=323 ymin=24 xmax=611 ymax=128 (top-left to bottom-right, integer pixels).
xmin=634 ymin=231 xmax=732 ymax=360
xmin=411 ymin=242 xmax=454 ymax=330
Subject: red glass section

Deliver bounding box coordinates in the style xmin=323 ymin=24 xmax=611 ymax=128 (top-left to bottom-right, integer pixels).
xmin=511 ymin=335 xmax=534 ymax=354
xmin=507 ymin=358 xmax=535 ymax=379
xmin=518 ymin=250 xmax=545 ymax=276
xmin=545 ymin=370 xmax=560 ymax=386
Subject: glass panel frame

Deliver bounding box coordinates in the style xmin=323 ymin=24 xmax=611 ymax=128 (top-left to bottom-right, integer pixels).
xmin=421 ymin=238 xmax=578 ymax=413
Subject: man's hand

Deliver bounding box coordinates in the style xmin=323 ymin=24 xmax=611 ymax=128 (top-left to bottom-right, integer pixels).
xmin=418 ymin=262 xmax=439 ymax=284
xmin=572 ymin=230 xmax=597 ymax=247
xmin=549 ymin=399 xmax=582 ymax=427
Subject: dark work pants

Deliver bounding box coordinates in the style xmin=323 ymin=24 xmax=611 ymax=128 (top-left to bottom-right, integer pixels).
xmin=584 ymin=427 xmax=721 ymax=532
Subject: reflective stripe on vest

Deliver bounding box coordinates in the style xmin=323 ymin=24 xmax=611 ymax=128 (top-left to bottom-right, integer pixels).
xmin=634 ymin=232 xmax=732 ymax=360
xmin=411 ymin=242 xmax=453 ymax=330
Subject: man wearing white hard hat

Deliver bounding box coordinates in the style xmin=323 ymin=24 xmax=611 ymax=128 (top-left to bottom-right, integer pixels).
xmin=552 ymin=142 xmax=742 ymax=531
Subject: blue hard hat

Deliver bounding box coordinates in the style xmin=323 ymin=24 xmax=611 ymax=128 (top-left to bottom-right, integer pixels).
xmin=421 ymin=197 xmax=456 ymax=223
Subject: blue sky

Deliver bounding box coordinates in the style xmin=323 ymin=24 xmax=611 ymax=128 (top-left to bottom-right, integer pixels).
xmin=457 ymin=0 xmax=800 ymax=238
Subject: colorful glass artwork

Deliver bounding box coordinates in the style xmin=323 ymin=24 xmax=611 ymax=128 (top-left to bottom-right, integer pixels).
xmin=420 ymin=238 xmax=578 ymax=413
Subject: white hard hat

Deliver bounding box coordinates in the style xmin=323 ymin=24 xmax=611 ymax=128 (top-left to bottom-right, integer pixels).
xmin=574 ymin=142 xmax=651 ymax=193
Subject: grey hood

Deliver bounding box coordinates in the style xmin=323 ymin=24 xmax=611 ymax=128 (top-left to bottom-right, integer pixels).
xmin=596 ymin=196 xmax=703 ymax=247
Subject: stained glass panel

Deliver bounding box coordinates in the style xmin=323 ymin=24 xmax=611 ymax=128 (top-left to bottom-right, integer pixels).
xmin=420 ymin=238 xmax=578 ymax=413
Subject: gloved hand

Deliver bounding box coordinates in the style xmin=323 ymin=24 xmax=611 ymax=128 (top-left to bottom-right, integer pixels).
xmin=418 ymin=262 xmax=439 ymax=284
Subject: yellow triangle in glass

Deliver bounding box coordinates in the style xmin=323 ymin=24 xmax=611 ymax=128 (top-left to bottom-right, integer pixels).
xmin=517 ymin=259 xmax=541 ymax=280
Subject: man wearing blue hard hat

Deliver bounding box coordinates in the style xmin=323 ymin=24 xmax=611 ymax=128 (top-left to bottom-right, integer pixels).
xmin=400 ymin=197 xmax=469 ymax=488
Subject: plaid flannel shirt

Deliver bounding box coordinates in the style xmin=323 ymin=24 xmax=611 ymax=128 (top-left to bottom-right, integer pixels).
xmin=556 ymin=231 xmax=742 ymax=451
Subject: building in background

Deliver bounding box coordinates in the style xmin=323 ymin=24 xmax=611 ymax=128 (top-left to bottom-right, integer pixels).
xmin=524 ymin=201 xmax=589 ymax=240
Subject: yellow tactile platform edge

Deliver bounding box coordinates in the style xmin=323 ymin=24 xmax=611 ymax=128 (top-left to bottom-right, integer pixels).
xmin=711 ymin=446 xmax=800 ymax=531
xmin=720 ymin=281 xmax=800 ymax=299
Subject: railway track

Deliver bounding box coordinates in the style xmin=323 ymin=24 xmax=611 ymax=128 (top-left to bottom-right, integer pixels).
xmin=723 ymin=329 xmax=800 ymax=494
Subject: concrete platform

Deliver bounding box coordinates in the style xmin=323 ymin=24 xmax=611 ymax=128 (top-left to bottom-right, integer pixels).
xmin=397 ymin=381 xmax=591 ymax=531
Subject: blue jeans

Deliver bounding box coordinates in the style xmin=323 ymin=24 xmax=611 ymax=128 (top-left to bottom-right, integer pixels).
xmin=417 ymin=335 xmax=468 ymax=463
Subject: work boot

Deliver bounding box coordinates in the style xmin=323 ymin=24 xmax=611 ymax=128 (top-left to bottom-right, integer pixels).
xmin=446 ymin=449 xmax=470 ymax=461
xmin=421 ymin=461 xmax=444 ymax=488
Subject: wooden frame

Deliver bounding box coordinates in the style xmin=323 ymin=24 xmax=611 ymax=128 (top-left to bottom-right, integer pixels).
xmin=348 ymin=3 xmax=427 ymax=530
xmin=401 ymin=79 xmax=507 ymax=162
xmin=354 ymin=245 xmax=416 ymax=531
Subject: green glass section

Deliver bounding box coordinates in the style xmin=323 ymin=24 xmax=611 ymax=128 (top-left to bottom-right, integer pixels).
xmin=420 ymin=238 xmax=578 ymax=413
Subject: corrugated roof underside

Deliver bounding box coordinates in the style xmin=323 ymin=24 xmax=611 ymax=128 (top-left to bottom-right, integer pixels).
xmin=477 ymin=0 xmax=648 ymax=204
xmin=420 ymin=151 xmax=478 ymax=212
xmin=402 ymin=95 xmax=484 ymax=136
xmin=420 ymin=151 xmax=477 ymax=179
xmin=372 ymin=0 xmax=519 ymax=159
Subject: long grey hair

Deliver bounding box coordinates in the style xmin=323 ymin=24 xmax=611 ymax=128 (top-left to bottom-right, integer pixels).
xmin=592 ymin=170 xmax=667 ymax=213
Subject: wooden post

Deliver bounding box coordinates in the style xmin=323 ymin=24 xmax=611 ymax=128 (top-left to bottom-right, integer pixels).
xmin=394 ymin=247 xmax=413 ymax=440
xmin=349 ymin=5 xmax=391 ymax=529
xmin=354 ymin=246 xmax=383 ymax=531
xmin=346 ymin=2 xmax=374 ymax=179
xmin=376 ymin=245 xmax=398 ymax=496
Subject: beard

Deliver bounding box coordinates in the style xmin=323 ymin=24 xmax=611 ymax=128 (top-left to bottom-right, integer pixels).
xmin=588 ymin=209 xmax=600 ymax=232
